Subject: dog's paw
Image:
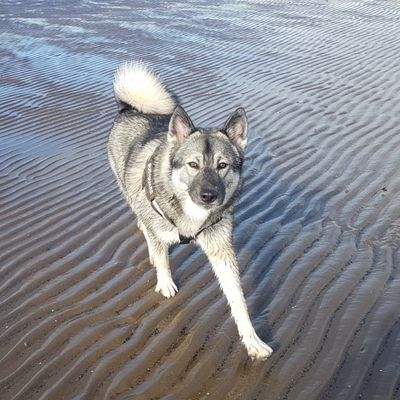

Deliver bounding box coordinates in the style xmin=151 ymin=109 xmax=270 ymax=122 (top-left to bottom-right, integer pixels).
xmin=155 ymin=278 xmax=178 ymax=298
xmin=244 ymin=336 xmax=273 ymax=361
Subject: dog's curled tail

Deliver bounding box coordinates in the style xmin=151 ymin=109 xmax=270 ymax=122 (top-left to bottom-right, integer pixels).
xmin=113 ymin=62 xmax=176 ymax=115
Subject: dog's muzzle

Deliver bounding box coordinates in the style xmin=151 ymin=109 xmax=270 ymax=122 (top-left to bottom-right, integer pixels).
xmin=192 ymin=169 xmax=225 ymax=207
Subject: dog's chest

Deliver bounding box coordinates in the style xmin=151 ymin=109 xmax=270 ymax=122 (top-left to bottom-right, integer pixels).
xmin=182 ymin=198 xmax=210 ymax=222
xmin=171 ymin=200 xmax=209 ymax=239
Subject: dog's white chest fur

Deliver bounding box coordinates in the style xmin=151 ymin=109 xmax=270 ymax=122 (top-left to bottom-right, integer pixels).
xmin=182 ymin=198 xmax=210 ymax=222
xmin=177 ymin=198 xmax=210 ymax=238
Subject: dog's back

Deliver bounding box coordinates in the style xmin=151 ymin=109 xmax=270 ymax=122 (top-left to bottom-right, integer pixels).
xmin=107 ymin=63 xmax=175 ymax=196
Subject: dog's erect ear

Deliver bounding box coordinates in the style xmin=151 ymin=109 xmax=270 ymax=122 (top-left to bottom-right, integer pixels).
xmin=223 ymin=108 xmax=248 ymax=151
xmin=168 ymin=106 xmax=194 ymax=145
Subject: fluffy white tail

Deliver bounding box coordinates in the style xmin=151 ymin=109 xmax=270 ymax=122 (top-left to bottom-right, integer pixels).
xmin=113 ymin=62 xmax=176 ymax=114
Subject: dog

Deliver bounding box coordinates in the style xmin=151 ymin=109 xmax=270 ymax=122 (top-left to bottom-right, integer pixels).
xmin=108 ymin=62 xmax=273 ymax=360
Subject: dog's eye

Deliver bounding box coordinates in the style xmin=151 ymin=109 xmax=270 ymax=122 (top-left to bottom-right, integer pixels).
xmin=188 ymin=162 xmax=199 ymax=169
xmin=217 ymin=162 xmax=228 ymax=170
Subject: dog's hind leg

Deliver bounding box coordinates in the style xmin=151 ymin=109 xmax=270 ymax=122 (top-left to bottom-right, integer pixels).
xmin=137 ymin=219 xmax=154 ymax=265
xmin=143 ymin=229 xmax=178 ymax=298
xmin=197 ymin=230 xmax=273 ymax=360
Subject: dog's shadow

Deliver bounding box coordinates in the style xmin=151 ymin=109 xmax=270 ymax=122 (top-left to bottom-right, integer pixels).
xmin=253 ymin=307 xmax=281 ymax=353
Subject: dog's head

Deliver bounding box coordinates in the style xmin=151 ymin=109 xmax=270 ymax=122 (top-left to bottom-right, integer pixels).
xmin=168 ymin=106 xmax=247 ymax=213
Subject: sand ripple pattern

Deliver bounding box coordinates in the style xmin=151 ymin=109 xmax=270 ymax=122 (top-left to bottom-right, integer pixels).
xmin=2 ymin=1 xmax=400 ymax=399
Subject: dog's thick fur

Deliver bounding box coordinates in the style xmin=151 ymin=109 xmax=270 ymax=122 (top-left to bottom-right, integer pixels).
xmin=108 ymin=62 xmax=273 ymax=360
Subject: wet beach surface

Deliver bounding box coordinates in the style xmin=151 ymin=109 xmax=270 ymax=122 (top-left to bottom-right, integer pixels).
xmin=1 ymin=1 xmax=400 ymax=399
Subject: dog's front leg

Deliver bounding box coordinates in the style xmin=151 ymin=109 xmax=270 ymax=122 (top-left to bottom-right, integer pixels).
xmin=143 ymin=229 xmax=178 ymax=298
xmin=197 ymin=229 xmax=273 ymax=360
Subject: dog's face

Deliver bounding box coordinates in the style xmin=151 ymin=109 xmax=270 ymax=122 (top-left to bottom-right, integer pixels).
xmin=169 ymin=107 xmax=247 ymax=213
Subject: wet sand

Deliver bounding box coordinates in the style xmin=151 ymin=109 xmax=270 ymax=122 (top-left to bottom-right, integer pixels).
xmin=2 ymin=1 xmax=400 ymax=399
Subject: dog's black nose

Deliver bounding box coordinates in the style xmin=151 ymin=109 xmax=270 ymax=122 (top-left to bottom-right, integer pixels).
xmin=200 ymin=189 xmax=218 ymax=204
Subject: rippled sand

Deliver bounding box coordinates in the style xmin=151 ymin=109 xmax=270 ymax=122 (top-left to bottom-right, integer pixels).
xmin=2 ymin=1 xmax=400 ymax=399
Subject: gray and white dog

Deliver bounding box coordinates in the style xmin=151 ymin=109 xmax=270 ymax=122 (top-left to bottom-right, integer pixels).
xmin=108 ymin=62 xmax=273 ymax=360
